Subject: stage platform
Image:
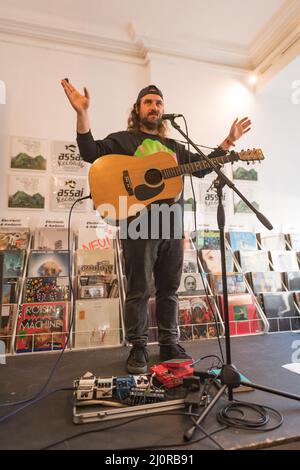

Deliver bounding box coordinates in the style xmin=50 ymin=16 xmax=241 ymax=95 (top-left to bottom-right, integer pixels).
xmin=1 ymin=332 xmax=300 ymax=450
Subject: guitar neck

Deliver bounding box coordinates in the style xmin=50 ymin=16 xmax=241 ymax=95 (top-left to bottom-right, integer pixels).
xmin=161 ymin=153 xmax=236 ymax=179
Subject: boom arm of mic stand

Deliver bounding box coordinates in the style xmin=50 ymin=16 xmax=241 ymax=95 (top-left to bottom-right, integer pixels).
xmin=169 ymin=118 xmax=273 ymax=231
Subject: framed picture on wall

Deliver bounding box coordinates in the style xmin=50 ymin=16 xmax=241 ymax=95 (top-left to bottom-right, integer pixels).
xmin=51 ymin=140 xmax=88 ymax=174
xmin=8 ymin=174 xmax=46 ymax=209
xmin=10 ymin=136 xmax=48 ymax=171
xmin=233 ymin=181 xmax=259 ymax=214
xmin=50 ymin=176 xmax=89 ymax=211
xmin=232 ymin=162 xmax=258 ymax=181
xmin=199 ymin=180 xmax=230 ymax=214
xmin=183 ymin=177 xmax=200 ymax=212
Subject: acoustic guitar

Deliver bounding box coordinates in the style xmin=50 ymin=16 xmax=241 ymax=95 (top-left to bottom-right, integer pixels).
xmin=89 ymin=149 xmax=264 ymax=223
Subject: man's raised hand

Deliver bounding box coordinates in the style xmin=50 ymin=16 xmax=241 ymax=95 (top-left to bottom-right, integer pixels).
xmin=61 ymin=79 xmax=90 ymax=115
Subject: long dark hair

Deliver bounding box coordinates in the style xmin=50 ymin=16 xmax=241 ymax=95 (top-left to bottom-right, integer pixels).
xmin=127 ymin=102 xmax=168 ymax=138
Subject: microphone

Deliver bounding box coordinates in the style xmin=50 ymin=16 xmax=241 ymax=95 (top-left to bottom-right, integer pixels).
xmin=161 ymin=113 xmax=183 ymax=120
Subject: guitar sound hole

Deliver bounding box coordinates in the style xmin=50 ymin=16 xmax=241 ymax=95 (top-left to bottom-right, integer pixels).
xmin=145 ymin=169 xmax=162 ymax=186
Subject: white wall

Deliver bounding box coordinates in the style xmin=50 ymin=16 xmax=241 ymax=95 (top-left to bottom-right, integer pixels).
xmin=0 ymin=41 xmax=148 ymax=227
xmin=0 ymin=38 xmax=299 ymax=233
xmin=252 ymin=58 xmax=300 ymax=232
xmin=149 ymin=53 xmax=300 ymax=232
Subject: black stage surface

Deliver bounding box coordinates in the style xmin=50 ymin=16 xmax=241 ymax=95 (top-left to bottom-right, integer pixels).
xmin=1 ymin=332 xmax=300 ymax=451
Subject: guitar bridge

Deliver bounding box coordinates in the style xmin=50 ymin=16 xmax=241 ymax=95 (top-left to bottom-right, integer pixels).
xmin=123 ymin=171 xmax=134 ymax=196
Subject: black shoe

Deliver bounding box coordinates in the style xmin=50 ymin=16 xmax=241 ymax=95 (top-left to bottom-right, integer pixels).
xmin=159 ymin=344 xmax=192 ymax=362
xmin=126 ymin=345 xmax=149 ymax=374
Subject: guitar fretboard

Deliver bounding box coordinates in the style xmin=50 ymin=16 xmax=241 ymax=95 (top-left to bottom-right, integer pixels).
xmin=161 ymin=153 xmax=235 ymax=179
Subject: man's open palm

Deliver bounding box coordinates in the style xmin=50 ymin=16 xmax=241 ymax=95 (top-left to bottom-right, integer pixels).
xmin=61 ymin=79 xmax=90 ymax=114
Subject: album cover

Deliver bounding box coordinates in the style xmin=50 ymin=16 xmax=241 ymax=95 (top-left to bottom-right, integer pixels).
xmin=15 ymin=302 xmax=68 ymax=353
xmin=10 ymin=136 xmax=47 ymax=171
xmin=199 ymin=249 xmax=234 ymax=273
xmin=50 ymin=176 xmax=89 ymax=211
xmin=179 ymin=296 xmax=220 ymax=340
xmin=2 ymin=279 xmax=18 ymax=304
xmin=199 ymin=180 xmax=229 ymax=213
xmin=249 ymin=271 xmax=283 ymax=294
xmin=27 ymin=250 xmax=70 ymax=277
xmin=293 ymin=292 xmax=300 ymax=309
xmin=178 ymin=273 xmax=206 ymax=296
xmin=0 ymin=228 xmax=30 ymax=250
xmin=288 ymin=233 xmax=300 ymax=251
xmin=285 ymin=272 xmax=300 ymax=291
xmin=261 ymin=292 xmax=300 ymax=332
xmin=108 ymin=278 xmax=119 ymax=298
xmin=233 ymin=182 xmax=259 ymax=214
xmin=3 ymin=250 xmax=25 ymax=278
xmin=76 ymin=248 xmax=115 ymax=276
xmin=33 ymin=227 xmax=72 ymax=250
xmin=51 ymin=140 xmax=87 ymax=174
xmin=218 ymin=293 xmax=262 ymax=336
xmin=183 ymin=249 xmax=198 ymax=273
xmin=77 ymin=226 xmax=114 ymax=251
xmin=78 ymin=275 xmax=119 ymax=299
xmin=192 ymin=230 xmax=221 ymax=250
xmin=228 ymin=231 xmax=257 ymax=251
xmin=74 ymin=299 xmax=121 ymax=348
xmin=209 ymin=273 xmax=246 ymax=295
xmin=258 ymin=233 xmax=286 ymax=251
xmin=237 ymin=250 xmax=270 ymax=273
xmin=79 ymin=285 xmax=108 ymax=299
xmin=183 ymin=177 xmax=200 ymax=212
xmin=178 ymin=298 xmax=193 ymax=340
xmin=24 ymin=277 xmax=70 ymax=303
xmin=8 ymin=174 xmax=46 ymax=209
xmin=270 ymin=251 xmax=299 ymax=272
xmin=0 ymin=304 xmax=17 ymax=353
xmin=78 ymin=274 xmax=116 ymax=286
xmin=2 ymin=284 xmax=12 ymax=304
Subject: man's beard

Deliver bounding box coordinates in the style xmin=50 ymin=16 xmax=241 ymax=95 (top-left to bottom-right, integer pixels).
xmin=140 ymin=114 xmax=162 ymax=131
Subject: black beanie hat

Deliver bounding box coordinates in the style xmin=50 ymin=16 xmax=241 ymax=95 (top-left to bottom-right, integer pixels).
xmin=136 ymin=85 xmax=163 ymax=103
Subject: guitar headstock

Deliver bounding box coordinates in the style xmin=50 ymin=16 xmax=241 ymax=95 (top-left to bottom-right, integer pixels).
xmin=238 ymin=148 xmax=265 ymax=162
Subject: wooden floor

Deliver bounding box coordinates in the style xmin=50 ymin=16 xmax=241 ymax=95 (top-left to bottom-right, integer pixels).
xmin=1 ymin=332 xmax=300 ymax=450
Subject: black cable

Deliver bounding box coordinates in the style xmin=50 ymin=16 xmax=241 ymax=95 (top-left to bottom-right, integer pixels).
xmin=41 ymin=410 xmax=228 ymax=450
xmin=189 ymin=406 xmax=225 ymax=450
xmin=0 ymin=388 xmax=75 ymax=424
xmin=216 ymin=399 xmax=284 ymax=432
xmin=199 ymin=354 xmax=223 ymax=366
xmin=0 ymin=195 xmax=90 ymax=416
xmin=174 ymin=139 xmax=216 ymax=151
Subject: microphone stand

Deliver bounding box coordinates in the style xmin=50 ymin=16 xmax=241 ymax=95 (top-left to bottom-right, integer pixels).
xmin=168 ymin=117 xmax=300 ymax=442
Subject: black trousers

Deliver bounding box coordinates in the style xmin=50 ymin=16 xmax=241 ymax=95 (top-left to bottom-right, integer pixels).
xmin=122 ymin=238 xmax=184 ymax=346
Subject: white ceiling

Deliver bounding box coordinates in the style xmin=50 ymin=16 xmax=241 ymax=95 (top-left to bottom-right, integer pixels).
xmin=0 ymin=0 xmax=285 ymax=48
xmin=0 ymin=0 xmax=299 ymax=77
